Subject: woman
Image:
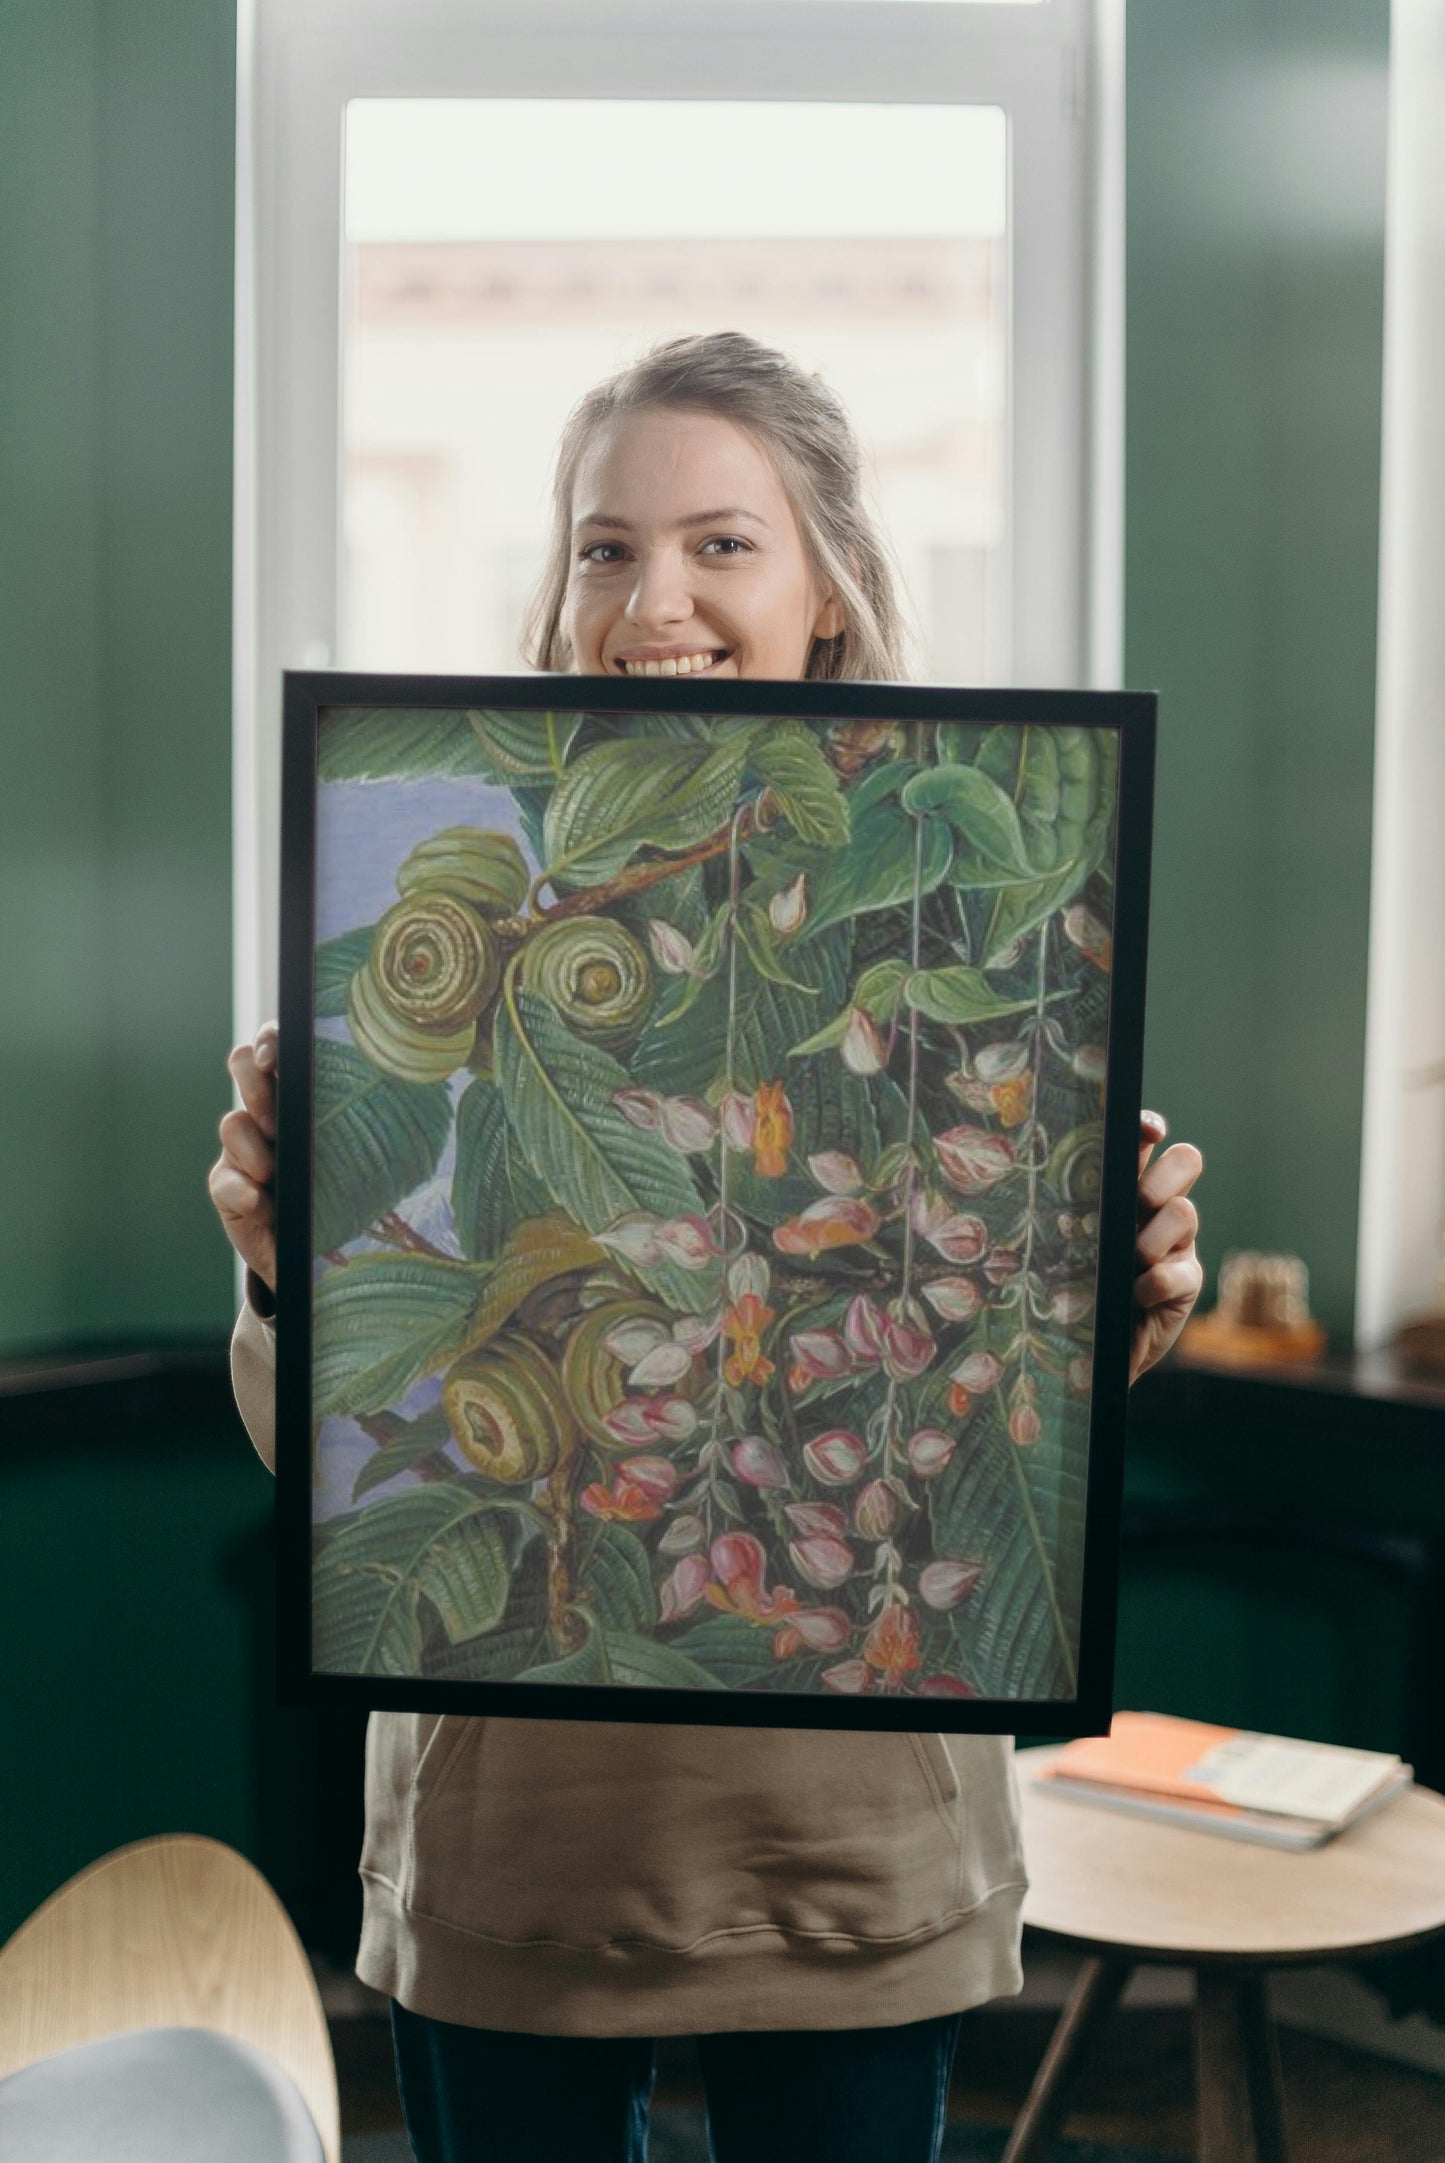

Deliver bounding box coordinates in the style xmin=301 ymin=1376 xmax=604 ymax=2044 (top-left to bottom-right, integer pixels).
xmin=212 ymin=332 xmax=1204 ymax=2163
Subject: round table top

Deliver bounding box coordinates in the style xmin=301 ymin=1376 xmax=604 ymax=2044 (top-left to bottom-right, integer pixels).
xmin=1017 ymin=1744 xmax=1445 ymax=1964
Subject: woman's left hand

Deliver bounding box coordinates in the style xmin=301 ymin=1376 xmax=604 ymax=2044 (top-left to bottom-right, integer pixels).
xmin=1130 ymin=1113 xmax=1204 ymax=1384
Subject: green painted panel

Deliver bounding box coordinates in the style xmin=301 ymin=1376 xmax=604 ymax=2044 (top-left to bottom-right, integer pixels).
xmin=1127 ymin=0 xmax=1389 ymax=1339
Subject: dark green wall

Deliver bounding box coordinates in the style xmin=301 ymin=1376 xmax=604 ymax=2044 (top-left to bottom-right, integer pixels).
xmin=1127 ymin=0 xmax=1390 ymax=1340
xmin=0 ymin=0 xmax=237 ymax=1355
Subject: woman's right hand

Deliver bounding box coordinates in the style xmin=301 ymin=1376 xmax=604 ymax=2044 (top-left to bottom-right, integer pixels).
xmin=210 ymin=1020 xmax=279 ymax=1295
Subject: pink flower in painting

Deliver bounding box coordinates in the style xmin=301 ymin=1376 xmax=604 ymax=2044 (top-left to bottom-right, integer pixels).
xmin=918 ymin=1558 xmax=984 ymax=1611
xmin=774 ymin=1607 xmax=852 ymax=1660
xmin=1067 ymin=1353 xmax=1093 ymax=1396
xmin=705 ymin=1533 xmax=801 ymax=1623
xmin=841 ymin=1007 xmax=887 ymax=1075
xmin=654 ymin=1215 xmax=721 ymax=1270
xmin=594 ymin=1213 xmax=664 ymax=1265
xmin=646 ymin=919 xmax=698 ymax=975
xmin=862 ymin=1604 xmax=923 ymax=1678
xmin=821 ymin=1659 xmax=872 ymax=1695
xmin=934 ymin=1126 xmax=1016 ymax=1195
xmin=580 ymin=1456 xmax=676 ymax=1523
xmin=911 ymin=1191 xmax=989 ymax=1264
xmin=844 ymin=1294 xmax=889 ymax=1364
xmin=614 ymin=1089 xmax=663 ymax=1132
xmin=1049 ymin=1284 xmax=1095 ymax=1325
xmin=983 ymin=1247 xmax=1022 ymax=1286
xmin=802 ymin=1430 xmax=868 ymax=1486
xmin=906 ymin=1428 xmax=957 ymax=1479
xmin=883 ymin=1315 xmax=936 ymax=1382
xmin=731 ymin=1436 xmax=790 ymax=1489
xmin=603 ymin=1315 xmax=670 ymax=1364
xmin=656 ymin=1097 xmax=718 ymax=1154
xmin=660 ymin=1553 xmax=711 ymax=1622
xmin=1008 ymin=1380 xmax=1043 ymax=1447
xmin=645 ymin=1396 xmax=700 ymax=1443
xmin=853 ymin=1479 xmax=904 ymax=1543
xmin=773 ymin=1198 xmax=881 ymax=1259
xmin=768 ymin=872 xmax=809 ymax=936
xmin=625 ymin=1340 xmax=695 ymax=1389
xmin=720 ymin=1091 xmax=756 ymax=1152
xmin=784 ymin=1501 xmax=849 ymax=1541
xmin=601 ymin=1399 xmax=661 ymax=1446
xmin=807 ymin=1150 xmax=864 ymax=1195
xmin=672 ymin=1311 xmax=724 ymax=1358
xmin=787 ymin=1329 xmax=852 ymax=1394
xmin=918 ymin=1675 xmax=978 ymax=1699
xmin=920 ymin=1275 xmax=982 ymax=1322
xmin=950 ymin=1351 xmax=1003 ymax=1394
xmin=788 ymin=1535 xmax=855 ymax=1590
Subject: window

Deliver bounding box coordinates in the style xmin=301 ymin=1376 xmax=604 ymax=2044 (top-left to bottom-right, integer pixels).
xmin=235 ymin=0 xmax=1119 ymax=1031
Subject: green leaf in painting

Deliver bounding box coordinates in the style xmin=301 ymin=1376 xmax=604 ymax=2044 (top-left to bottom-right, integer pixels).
xmin=981 ymin=729 xmax=1117 ymax=966
xmin=749 ymin=722 xmax=850 ymax=846
xmin=927 ymin=1388 xmax=1084 ymax=1700
xmin=540 ymin=733 xmax=757 ymax=889
xmin=313 ymin=1038 xmax=453 ymax=1255
xmin=668 ymin=1614 xmax=786 ymax=1688
xmin=466 ymin=707 xmax=581 ymax=781
xmin=634 ymin=925 xmax=850 ymax=1099
xmin=313 ymin=1484 xmax=510 ymax=1674
xmin=424 ymin=1537 xmax=551 ymax=1681
xmin=801 ymin=797 xmax=952 ymax=938
xmin=603 ymin=1633 xmax=726 ymax=1690
xmin=351 ymin=1406 xmax=453 ymax=1502
xmin=317 ymin=708 xmax=495 ymax=784
xmin=579 ymin=1523 xmax=658 ymax=1634
xmin=451 ymin=1077 xmax=552 ymax=1261
xmin=313 ymin=1254 xmax=491 ymax=1417
xmin=315 ymin=927 xmax=374 ymax=1018
xmin=903 ymin=966 xmax=1051 ymax=1026
xmin=494 ymin=984 xmax=713 ymax=1312
xmin=899 ymin=765 xmax=1037 ymax=880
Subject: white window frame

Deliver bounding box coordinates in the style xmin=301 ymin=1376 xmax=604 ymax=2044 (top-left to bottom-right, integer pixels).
xmin=233 ymin=0 xmax=1122 ymax=1046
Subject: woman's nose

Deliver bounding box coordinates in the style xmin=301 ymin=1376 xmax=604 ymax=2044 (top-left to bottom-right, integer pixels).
xmin=625 ymin=547 xmax=693 ymax=631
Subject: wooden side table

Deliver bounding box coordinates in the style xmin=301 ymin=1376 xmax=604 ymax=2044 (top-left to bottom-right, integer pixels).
xmin=1007 ymin=1745 xmax=1445 ymax=2163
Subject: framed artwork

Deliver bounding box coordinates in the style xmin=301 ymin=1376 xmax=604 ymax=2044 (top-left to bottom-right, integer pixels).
xmin=276 ymin=673 xmax=1154 ymax=1733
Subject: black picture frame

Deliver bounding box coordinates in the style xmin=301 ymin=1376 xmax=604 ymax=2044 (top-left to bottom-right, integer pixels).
xmin=277 ymin=671 xmax=1155 ymax=1734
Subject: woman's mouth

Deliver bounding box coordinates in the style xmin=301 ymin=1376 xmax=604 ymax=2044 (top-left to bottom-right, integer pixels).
xmin=615 ymin=649 xmax=732 ymax=678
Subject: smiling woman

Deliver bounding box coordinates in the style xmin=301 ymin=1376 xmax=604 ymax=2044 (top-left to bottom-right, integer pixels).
xmin=524 ymin=333 xmax=908 ymax=684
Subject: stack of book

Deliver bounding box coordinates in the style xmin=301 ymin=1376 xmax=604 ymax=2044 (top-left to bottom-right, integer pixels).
xmin=1032 ymin=1712 xmax=1412 ymax=1850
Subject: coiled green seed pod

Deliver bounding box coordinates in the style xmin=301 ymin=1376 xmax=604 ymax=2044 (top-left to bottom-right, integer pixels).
xmin=346 ymin=892 xmax=499 ymax=1082
xmin=519 ymin=915 xmax=653 ymax=1051
xmin=441 ymin=1334 xmax=574 ymax=1483
xmin=396 ymin=827 xmax=530 ymax=916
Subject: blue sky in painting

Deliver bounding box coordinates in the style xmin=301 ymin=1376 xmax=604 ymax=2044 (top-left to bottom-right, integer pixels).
xmin=311 ymin=773 xmax=541 ymax=1524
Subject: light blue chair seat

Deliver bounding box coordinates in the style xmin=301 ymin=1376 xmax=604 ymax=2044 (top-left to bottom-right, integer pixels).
xmin=0 ymin=2024 xmax=326 ymax=2162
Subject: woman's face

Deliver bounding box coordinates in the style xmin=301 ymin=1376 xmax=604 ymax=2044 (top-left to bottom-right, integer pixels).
xmin=562 ymin=407 xmax=843 ymax=682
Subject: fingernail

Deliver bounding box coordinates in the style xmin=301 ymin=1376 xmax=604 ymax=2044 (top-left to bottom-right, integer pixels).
xmin=1141 ymin=1110 xmax=1167 ymax=1136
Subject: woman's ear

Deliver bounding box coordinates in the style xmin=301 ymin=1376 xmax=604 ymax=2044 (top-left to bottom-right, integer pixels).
xmin=812 ymin=592 xmax=846 ymax=642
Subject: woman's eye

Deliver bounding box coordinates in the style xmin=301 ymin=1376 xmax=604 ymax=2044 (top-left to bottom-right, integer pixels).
xmin=579 ymin=541 xmax=627 ymax=565
xmin=700 ymin=536 xmax=751 ymax=558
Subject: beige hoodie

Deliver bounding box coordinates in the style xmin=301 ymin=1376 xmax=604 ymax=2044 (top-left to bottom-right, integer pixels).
xmin=231 ymin=1279 xmax=1027 ymax=2035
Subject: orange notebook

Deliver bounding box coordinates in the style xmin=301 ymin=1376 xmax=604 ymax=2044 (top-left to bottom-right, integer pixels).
xmin=1041 ymin=1711 xmax=1404 ymax=1827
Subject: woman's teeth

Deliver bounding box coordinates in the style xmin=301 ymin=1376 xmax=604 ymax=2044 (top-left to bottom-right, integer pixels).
xmin=621 ymin=651 xmax=726 ymax=677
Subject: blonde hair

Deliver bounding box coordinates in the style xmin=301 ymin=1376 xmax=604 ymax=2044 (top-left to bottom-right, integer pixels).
xmin=522 ymin=331 xmax=914 ymax=682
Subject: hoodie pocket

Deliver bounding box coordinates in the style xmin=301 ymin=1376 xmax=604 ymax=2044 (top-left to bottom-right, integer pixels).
xmin=401 ymin=1717 xmax=983 ymax=1952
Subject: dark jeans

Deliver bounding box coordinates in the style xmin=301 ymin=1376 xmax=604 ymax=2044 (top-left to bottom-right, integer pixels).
xmin=390 ymin=1998 xmax=966 ymax=2163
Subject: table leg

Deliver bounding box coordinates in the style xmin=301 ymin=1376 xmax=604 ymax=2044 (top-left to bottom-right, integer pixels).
xmin=1195 ymin=1969 xmax=1289 ymax=2163
xmin=1000 ymin=1955 xmax=1131 ymax=2163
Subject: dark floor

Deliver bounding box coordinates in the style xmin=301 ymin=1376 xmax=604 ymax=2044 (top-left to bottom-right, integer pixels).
xmin=332 ymin=2000 xmax=1445 ymax=2162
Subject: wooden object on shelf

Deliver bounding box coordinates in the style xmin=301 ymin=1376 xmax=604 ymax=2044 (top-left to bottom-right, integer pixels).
xmin=1180 ymin=1250 xmax=1327 ymax=1370
xmin=1005 ymin=1745 xmax=1445 ymax=2163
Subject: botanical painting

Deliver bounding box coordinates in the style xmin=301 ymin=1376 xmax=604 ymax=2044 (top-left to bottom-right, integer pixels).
xmin=308 ymin=706 xmax=1118 ymax=1704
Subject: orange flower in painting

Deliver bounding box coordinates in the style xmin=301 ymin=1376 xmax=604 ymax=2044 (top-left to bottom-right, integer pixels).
xmin=773 ymin=1198 xmax=882 ymax=1259
xmin=722 ymin=1291 xmax=776 ymax=1388
xmin=704 ymin=1534 xmax=802 ymax=1624
xmin=580 ymin=1479 xmax=660 ymax=1524
xmin=751 ymin=1081 xmax=794 ymax=1178
xmin=862 ymin=1603 xmax=923 ymax=1679
xmin=990 ymin=1073 xmax=1034 ymax=1128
